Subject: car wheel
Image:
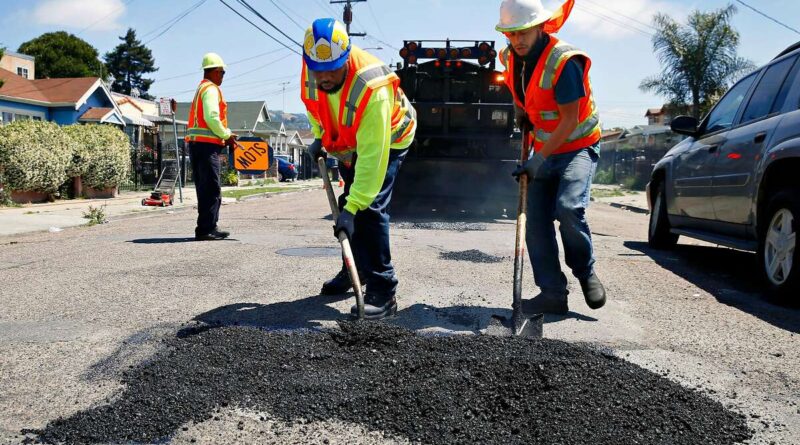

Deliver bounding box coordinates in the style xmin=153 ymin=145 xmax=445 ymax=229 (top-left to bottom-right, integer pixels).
xmin=758 ymin=189 xmax=799 ymax=300
xmin=279 ymin=174 xmax=285 ymax=182
xmin=648 ymin=181 xmax=679 ymax=249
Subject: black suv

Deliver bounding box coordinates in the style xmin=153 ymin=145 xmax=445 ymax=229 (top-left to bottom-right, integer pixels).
xmin=647 ymin=42 xmax=800 ymax=298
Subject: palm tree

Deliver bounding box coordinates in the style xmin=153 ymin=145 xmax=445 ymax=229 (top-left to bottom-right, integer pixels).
xmin=640 ymin=5 xmax=755 ymax=119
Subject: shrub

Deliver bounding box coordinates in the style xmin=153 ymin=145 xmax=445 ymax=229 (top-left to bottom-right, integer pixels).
xmin=0 ymin=120 xmax=74 ymax=193
xmin=221 ymin=168 xmax=239 ymax=186
xmin=66 ymin=124 xmax=131 ymax=189
xmin=593 ymin=168 xmax=614 ymax=185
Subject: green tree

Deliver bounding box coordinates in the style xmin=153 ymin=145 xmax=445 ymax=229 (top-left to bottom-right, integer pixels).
xmin=0 ymin=46 xmax=5 ymax=88
xmin=104 ymin=28 xmax=158 ymax=99
xmin=17 ymin=32 xmax=106 ymax=79
xmin=640 ymin=5 xmax=755 ymax=119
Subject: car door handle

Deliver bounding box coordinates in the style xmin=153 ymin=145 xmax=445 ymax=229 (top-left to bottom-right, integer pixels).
xmin=708 ymin=145 xmax=719 ymax=153
xmin=754 ymin=132 xmax=767 ymax=144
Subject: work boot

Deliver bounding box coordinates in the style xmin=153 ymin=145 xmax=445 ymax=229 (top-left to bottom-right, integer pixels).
xmin=351 ymin=293 xmax=397 ymax=320
xmin=580 ymin=274 xmax=606 ymax=309
xmin=522 ymin=291 xmax=569 ymax=315
xmin=321 ymin=269 xmax=359 ymax=295
xmin=195 ymin=231 xmax=226 ymax=241
xmin=211 ymin=227 xmax=230 ymax=239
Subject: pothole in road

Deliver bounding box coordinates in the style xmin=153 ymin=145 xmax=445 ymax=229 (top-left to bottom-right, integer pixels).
xmin=276 ymin=247 xmax=340 ymax=257
xmin=24 ymin=322 xmax=752 ymax=445
xmin=439 ymin=249 xmax=508 ymax=263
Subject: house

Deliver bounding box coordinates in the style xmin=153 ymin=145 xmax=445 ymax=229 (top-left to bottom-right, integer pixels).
xmin=0 ymin=51 xmax=35 ymax=80
xmin=175 ymin=100 xmax=272 ymax=138
xmin=645 ymin=106 xmax=672 ymax=126
xmin=0 ymin=68 xmax=124 ymax=127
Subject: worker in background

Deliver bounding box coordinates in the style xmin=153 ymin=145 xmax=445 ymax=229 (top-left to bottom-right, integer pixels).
xmin=497 ymin=0 xmax=606 ymax=314
xmin=185 ymin=53 xmax=237 ymax=241
xmin=301 ymin=18 xmax=417 ymax=320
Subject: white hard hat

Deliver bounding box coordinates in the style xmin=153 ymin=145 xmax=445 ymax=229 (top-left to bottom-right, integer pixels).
xmin=496 ymin=0 xmax=553 ymax=32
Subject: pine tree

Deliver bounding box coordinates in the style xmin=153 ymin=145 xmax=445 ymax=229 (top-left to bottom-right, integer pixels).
xmin=104 ymin=29 xmax=158 ymax=99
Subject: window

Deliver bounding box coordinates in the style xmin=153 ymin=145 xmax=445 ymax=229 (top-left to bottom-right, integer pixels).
xmin=705 ymin=73 xmax=758 ymax=134
xmin=740 ymin=56 xmax=798 ymax=124
xmin=16 ymin=67 xmax=29 ymax=79
xmin=1 ymin=112 xmax=12 ymax=125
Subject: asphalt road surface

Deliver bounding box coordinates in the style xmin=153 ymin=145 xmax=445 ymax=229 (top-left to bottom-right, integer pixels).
xmin=1 ymin=189 xmax=797 ymax=444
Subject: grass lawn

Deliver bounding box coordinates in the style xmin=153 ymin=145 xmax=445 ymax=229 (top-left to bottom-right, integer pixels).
xmin=222 ymin=186 xmax=297 ymax=200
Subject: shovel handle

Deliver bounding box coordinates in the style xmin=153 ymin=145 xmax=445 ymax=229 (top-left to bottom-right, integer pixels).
xmin=513 ymin=123 xmax=532 ymax=311
xmin=318 ymin=158 xmax=365 ymax=319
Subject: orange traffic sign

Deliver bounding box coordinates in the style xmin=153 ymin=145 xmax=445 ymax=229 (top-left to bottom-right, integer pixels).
xmin=233 ymin=138 xmax=270 ymax=172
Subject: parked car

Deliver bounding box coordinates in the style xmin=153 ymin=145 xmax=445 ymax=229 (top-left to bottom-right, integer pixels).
xmin=276 ymin=155 xmax=298 ymax=182
xmin=647 ymin=42 xmax=800 ymax=299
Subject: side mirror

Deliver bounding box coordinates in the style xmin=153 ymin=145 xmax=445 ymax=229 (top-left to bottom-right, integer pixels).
xmin=670 ymin=115 xmax=700 ymax=137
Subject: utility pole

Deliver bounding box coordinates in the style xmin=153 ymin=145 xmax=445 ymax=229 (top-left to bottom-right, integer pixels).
xmin=330 ymin=0 xmax=366 ymax=37
xmin=279 ymin=81 xmax=291 ymax=113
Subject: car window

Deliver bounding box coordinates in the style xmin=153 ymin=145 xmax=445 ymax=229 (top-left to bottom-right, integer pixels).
xmin=740 ymin=55 xmax=798 ymax=124
xmin=705 ymin=72 xmax=758 ymax=134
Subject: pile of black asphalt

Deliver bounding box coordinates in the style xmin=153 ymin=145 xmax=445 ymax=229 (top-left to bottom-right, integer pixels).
xmin=25 ymin=322 xmax=751 ymax=445
xmin=439 ymin=249 xmax=507 ymax=263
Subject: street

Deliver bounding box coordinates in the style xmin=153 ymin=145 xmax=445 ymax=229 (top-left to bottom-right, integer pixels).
xmin=1 ymin=189 xmax=798 ymax=444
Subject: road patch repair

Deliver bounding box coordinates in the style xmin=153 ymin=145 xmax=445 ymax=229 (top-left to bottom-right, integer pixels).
xmin=439 ymin=249 xmax=507 ymax=263
xmin=22 ymin=322 xmax=751 ymax=444
xmin=393 ymin=222 xmax=488 ymax=232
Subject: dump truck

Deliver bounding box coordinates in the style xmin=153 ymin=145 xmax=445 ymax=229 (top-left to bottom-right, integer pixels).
xmin=391 ymin=39 xmax=518 ymax=217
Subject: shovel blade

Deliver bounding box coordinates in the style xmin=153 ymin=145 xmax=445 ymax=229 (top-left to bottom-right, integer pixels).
xmin=486 ymin=312 xmax=543 ymax=338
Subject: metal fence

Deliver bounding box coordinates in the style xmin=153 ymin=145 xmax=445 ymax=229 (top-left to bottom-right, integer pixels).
xmin=595 ymin=129 xmax=683 ymax=190
xmin=119 ymin=142 xmax=191 ymax=193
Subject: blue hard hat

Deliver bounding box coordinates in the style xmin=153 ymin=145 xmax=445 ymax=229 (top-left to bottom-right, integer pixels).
xmin=303 ymin=18 xmax=351 ymax=71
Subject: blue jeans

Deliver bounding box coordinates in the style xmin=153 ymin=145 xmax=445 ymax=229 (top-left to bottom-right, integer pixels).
xmin=526 ymin=148 xmax=598 ymax=295
xmin=338 ymin=148 xmax=409 ymax=298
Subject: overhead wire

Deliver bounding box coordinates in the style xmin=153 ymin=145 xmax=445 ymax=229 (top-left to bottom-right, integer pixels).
xmin=734 ymin=0 xmax=800 ymax=36
xmin=76 ymin=0 xmax=136 ymax=35
xmin=218 ymin=0 xmax=302 ymax=55
xmin=153 ymin=48 xmax=287 ymax=83
xmin=144 ymin=0 xmax=207 ymax=45
xmin=235 ymin=0 xmax=302 ymax=46
xmin=266 ymin=0 xmax=306 ymax=31
xmin=573 ymin=4 xmax=654 ymax=39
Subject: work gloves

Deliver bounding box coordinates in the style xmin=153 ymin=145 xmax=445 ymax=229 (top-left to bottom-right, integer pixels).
xmin=225 ymin=134 xmax=239 ymax=149
xmin=334 ymin=209 xmax=355 ymax=240
xmin=309 ymin=138 xmax=326 ymax=161
xmin=512 ymin=153 xmax=546 ymax=183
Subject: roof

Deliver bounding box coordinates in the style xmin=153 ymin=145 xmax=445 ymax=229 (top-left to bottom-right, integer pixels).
xmin=175 ymin=100 xmax=273 ymax=132
xmin=0 ymin=68 xmax=116 ymax=112
xmin=645 ymin=108 xmax=664 ymax=117
xmin=626 ymin=124 xmax=672 ymax=136
xmin=78 ymin=107 xmax=124 ymax=126
xmin=3 ymin=51 xmax=35 ymax=62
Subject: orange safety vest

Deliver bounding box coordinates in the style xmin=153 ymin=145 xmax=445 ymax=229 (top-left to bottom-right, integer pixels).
xmin=300 ymin=46 xmax=416 ymax=167
xmin=500 ymin=35 xmax=601 ymax=155
xmin=185 ymin=79 xmax=229 ymax=146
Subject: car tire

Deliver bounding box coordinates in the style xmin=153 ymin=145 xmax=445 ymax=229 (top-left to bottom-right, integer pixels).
xmin=758 ymin=189 xmax=799 ymax=300
xmin=648 ymin=181 xmax=679 ymax=249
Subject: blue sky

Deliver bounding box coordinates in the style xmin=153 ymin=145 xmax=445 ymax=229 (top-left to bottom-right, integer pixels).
xmin=2 ymin=0 xmax=800 ymax=128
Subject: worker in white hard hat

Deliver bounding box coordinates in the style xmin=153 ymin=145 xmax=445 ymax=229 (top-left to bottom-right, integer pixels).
xmin=496 ymin=0 xmax=607 ymax=314
xmin=185 ymin=52 xmax=237 ymax=241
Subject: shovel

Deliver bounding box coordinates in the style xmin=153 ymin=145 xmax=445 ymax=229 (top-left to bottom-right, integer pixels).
xmin=486 ymin=122 xmax=544 ymax=338
xmin=318 ymin=158 xmax=365 ymax=319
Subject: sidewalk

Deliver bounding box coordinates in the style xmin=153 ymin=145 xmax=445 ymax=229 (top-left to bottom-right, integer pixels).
xmin=0 ymin=180 xmax=322 ymax=237
xmin=590 ymin=184 xmax=649 ymax=214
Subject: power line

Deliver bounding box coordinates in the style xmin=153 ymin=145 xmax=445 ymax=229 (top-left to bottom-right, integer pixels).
xmin=366 ymin=1 xmax=386 ymax=40
xmin=235 ymin=0 xmax=302 ymax=46
xmin=153 ymin=48 xmax=287 ymax=83
xmin=735 ymin=0 xmax=800 ymax=36
xmin=158 ymin=55 xmax=296 ymax=96
xmin=218 ymin=0 xmax=302 ymax=55
xmin=76 ymin=0 xmax=136 ymax=35
xmin=574 ymin=4 xmax=654 ymax=39
xmin=144 ymin=0 xmax=207 ymax=45
xmin=582 ymin=0 xmax=657 ymax=31
xmin=267 ymin=0 xmax=305 ymax=31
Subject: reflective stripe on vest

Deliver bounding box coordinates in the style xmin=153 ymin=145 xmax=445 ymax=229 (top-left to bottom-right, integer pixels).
xmin=300 ymin=46 xmax=416 ymax=165
xmin=186 ymin=80 xmax=228 ymax=146
xmin=500 ymin=36 xmax=601 ymax=154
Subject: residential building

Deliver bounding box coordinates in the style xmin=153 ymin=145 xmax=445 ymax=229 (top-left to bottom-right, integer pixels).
xmin=645 ymin=106 xmax=673 ymax=126
xmin=0 ymin=51 xmax=35 ymax=80
xmin=0 ymin=68 xmax=124 ymax=126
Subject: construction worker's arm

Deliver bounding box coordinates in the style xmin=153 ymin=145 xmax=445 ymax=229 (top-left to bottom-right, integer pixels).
xmin=343 ymin=86 xmax=393 ymax=214
xmin=201 ymin=86 xmax=232 ymax=140
xmin=537 ymin=58 xmax=586 ymax=158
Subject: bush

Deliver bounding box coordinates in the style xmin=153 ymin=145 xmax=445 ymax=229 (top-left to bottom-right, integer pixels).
xmin=0 ymin=120 xmax=75 ymax=193
xmin=594 ymin=168 xmax=614 ymax=185
xmin=221 ymin=168 xmax=239 ymax=186
xmin=65 ymin=124 xmax=131 ymax=189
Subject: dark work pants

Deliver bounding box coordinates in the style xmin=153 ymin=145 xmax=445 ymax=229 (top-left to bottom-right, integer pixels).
xmin=189 ymin=142 xmax=223 ymax=235
xmin=338 ymin=148 xmax=408 ymax=298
